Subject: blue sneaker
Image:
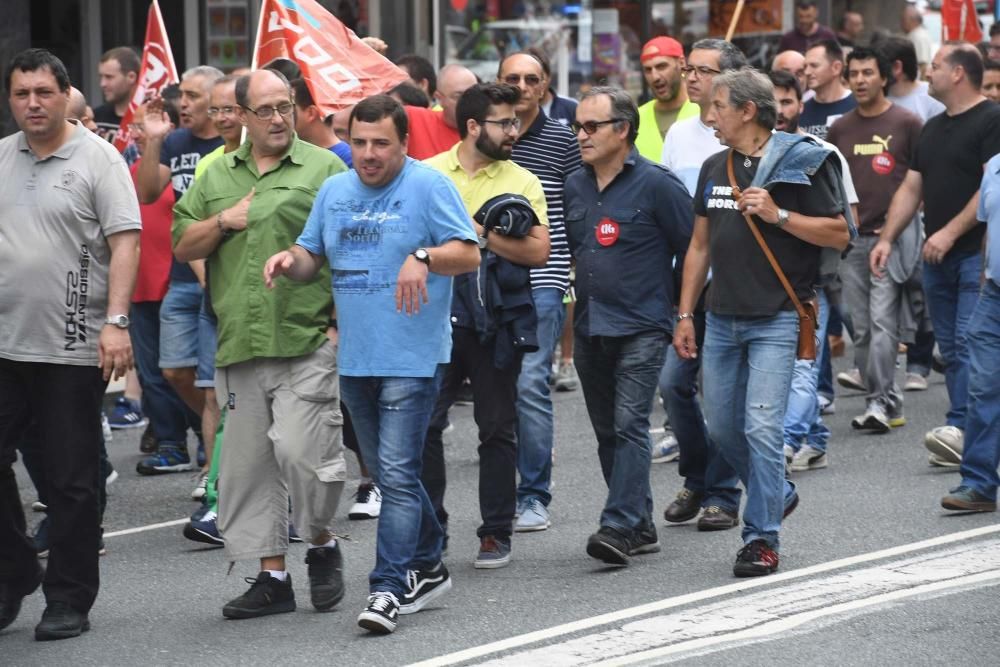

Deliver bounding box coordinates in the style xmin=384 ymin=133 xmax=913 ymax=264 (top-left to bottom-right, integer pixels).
xmin=136 ymin=445 xmax=193 ymax=475
xmin=107 ymin=397 xmax=147 ymax=429
xmin=514 ymin=497 xmax=550 ymax=532
xmin=651 ymin=433 xmax=680 ymax=463
xmin=183 ymin=509 xmax=224 ymax=546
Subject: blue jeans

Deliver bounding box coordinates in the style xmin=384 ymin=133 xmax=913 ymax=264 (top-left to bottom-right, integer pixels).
xmin=957 ymin=280 xmax=1000 ymax=500
xmin=923 ymin=251 xmax=981 ymax=429
xmin=159 ymin=279 xmax=204 ymax=369
xmin=574 ymin=330 xmax=666 ymax=533
xmin=784 ymin=290 xmax=831 ymax=453
xmin=658 ymin=313 xmax=740 ymax=512
xmin=131 ymin=301 xmax=199 ymax=447
xmin=341 ymin=369 xmax=444 ymax=598
xmin=703 ymin=311 xmax=798 ymax=550
xmin=516 ymin=288 xmax=565 ymax=507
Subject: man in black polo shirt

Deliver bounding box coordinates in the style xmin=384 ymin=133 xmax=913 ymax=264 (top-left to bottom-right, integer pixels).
xmin=565 ymin=87 xmax=692 ymax=566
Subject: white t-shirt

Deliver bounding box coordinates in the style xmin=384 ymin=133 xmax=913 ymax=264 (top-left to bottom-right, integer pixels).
xmin=810 ymin=134 xmax=859 ymax=207
xmin=908 ymin=26 xmax=934 ymax=67
xmin=660 ymin=116 xmax=726 ymax=196
xmin=889 ymin=81 xmax=945 ymax=123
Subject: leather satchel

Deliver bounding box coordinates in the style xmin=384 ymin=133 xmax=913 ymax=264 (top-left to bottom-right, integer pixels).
xmin=726 ymin=150 xmax=818 ymax=361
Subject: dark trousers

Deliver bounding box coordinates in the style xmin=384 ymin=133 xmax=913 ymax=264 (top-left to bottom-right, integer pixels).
xmin=422 ymin=327 xmax=521 ymax=541
xmin=0 ymin=359 xmax=105 ymax=613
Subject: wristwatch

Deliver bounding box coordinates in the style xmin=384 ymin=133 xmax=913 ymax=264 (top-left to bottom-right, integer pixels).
xmin=412 ymin=248 xmax=431 ymax=266
xmin=775 ymin=208 xmax=790 ymax=228
xmin=105 ymin=314 xmax=130 ymax=329
xmin=676 ymin=312 xmax=694 ymax=323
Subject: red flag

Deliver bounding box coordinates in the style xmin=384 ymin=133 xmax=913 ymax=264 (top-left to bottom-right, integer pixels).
xmin=253 ymin=0 xmax=409 ymax=116
xmin=113 ymin=0 xmax=179 ymax=153
xmin=941 ymin=0 xmax=983 ymax=43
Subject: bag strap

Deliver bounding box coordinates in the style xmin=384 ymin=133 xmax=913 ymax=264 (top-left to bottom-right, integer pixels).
xmin=725 ymin=149 xmax=809 ymax=320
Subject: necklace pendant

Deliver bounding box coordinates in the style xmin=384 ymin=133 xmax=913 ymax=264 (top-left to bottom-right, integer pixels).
xmin=743 ymin=156 xmax=752 ymax=168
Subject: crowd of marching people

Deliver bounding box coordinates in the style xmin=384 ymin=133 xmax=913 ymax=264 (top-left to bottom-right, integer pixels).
xmin=2 ymin=0 xmax=1000 ymax=642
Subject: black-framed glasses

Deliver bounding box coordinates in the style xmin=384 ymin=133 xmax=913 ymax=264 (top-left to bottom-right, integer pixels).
xmin=207 ymin=105 xmax=238 ymax=117
xmin=503 ymin=73 xmax=542 ymax=86
xmin=241 ymin=101 xmax=294 ymax=120
xmin=480 ymin=117 xmax=521 ymax=133
xmin=570 ymin=118 xmax=623 ymax=135
xmin=680 ymin=65 xmax=722 ymax=77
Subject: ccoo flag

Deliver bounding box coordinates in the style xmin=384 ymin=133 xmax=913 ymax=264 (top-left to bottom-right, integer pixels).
xmin=253 ymin=0 xmax=409 ymax=116
xmin=941 ymin=0 xmax=983 ymax=43
xmin=113 ymin=0 xmax=179 ymax=153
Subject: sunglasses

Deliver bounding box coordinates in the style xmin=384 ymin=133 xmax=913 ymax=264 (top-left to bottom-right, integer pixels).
xmin=570 ymin=118 xmax=623 ymax=135
xmin=503 ymin=74 xmax=542 ymax=86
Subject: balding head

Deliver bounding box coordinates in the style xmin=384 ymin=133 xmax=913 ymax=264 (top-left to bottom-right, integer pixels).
xmin=901 ymin=5 xmax=922 ymax=32
xmin=772 ymin=51 xmax=807 ymax=95
xmin=68 ymin=87 xmax=88 ymax=120
xmin=436 ymin=65 xmax=478 ymax=128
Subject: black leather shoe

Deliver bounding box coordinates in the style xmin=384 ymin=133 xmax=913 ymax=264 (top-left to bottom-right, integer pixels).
xmin=0 ymin=562 xmax=43 ymax=632
xmin=696 ymin=505 xmax=739 ymax=531
xmin=35 ymin=601 xmax=90 ymax=641
xmin=663 ymin=488 xmax=704 ymax=523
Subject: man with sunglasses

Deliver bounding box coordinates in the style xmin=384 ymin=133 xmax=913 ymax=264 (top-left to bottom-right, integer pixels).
xmin=423 ymin=83 xmax=550 ymax=570
xmin=565 ymin=87 xmax=692 ymax=566
xmin=172 ymin=69 xmax=348 ymax=620
xmin=635 ymin=36 xmax=699 ymax=163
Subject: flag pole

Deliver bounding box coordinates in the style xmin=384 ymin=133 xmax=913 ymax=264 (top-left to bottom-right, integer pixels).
xmin=251 ymin=0 xmax=266 ymax=72
xmin=725 ymin=0 xmax=746 ymax=42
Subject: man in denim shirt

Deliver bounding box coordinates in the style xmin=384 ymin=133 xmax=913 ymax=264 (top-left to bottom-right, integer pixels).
xmin=564 ymin=87 xmax=692 ymax=566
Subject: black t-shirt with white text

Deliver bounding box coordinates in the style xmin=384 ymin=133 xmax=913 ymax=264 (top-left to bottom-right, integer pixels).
xmin=93 ymin=103 xmax=122 ymax=145
xmin=911 ymin=99 xmax=1000 ymax=256
xmin=694 ymin=150 xmax=843 ymax=316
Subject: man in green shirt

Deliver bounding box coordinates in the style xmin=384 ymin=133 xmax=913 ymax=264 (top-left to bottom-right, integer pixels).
xmin=172 ymin=69 xmax=348 ymax=620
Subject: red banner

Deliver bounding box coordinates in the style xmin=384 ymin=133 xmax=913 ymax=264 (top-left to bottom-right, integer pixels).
xmin=114 ymin=0 xmax=179 ymax=153
xmin=254 ymin=0 xmax=409 ymax=116
xmin=941 ymin=0 xmax=983 ymax=43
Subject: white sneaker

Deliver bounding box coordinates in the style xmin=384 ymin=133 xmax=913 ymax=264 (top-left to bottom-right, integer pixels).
xmin=837 ymin=368 xmax=867 ymax=392
xmin=651 ymin=433 xmax=680 ymax=463
xmin=817 ymin=394 xmax=836 ymax=415
xmin=924 ymin=426 xmax=963 ymax=465
xmin=101 ymin=413 xmax=113 ymax=442
xmin=928 ymin=453 xmax=960 ymax=468
xmin=851 ymin=402 xmax=890 ymax=434
xmin=191 ymin=470 xmax=209 ymax=501
xmin=790 ymin=445 xmax=828 ymax=471
xmin=348 ymin=483 xmax=382 ymax=520
xmin=904 ymin=373 xmax=928 ymax=391
xmin=783 ymin=444 xmax=795 ymax=467
xmin=554 ymin=361 xmax=578 ymax=392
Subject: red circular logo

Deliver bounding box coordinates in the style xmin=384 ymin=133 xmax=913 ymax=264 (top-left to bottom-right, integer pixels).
xmin=871 ymin=152 xmax=895 ymax=176
xmin=595 ymin=218 xmax=620 ymax=246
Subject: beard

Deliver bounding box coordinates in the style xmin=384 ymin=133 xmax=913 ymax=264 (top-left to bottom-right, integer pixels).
xmin=476 ymin=130 xmax=512 ymax=161
xmin=777 ymin=113 xmax=800 ymax=134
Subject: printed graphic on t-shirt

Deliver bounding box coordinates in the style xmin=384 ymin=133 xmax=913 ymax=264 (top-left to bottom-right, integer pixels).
xmin=170 ymin=152 xmax=202 ymax=196
xmin=331 ymin=196 xmax=408 ymax=294
xmin=702 ymin=180 xmax=739 ymax=211
xmin=851 ymin=134 xmax=896 ymax=175
xmin=63 ymin=244 xmax=92 ymax=352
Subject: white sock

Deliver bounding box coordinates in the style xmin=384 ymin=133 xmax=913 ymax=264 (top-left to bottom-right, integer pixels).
xmin=312 ymin=537 xmax=337 ymax=549
xmin=265 ymin=569 xmax=288 ymax=581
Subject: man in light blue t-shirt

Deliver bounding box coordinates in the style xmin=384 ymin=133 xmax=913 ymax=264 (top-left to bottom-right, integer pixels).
xmin=263 ymin=95 xmax=479 ymax=635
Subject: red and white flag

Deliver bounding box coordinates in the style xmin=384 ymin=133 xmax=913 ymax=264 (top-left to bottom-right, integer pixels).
xmin=113 ymin=0 xmax=179 ymax=153
xmin=941 ymin=0 xmax=983 ymax=43
xmin=253 ymin=0 xmax=409 ymax=116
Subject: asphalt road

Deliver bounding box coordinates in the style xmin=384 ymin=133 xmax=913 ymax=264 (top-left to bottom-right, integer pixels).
xmin=4 ymin=352 xmax=1000 ymax=666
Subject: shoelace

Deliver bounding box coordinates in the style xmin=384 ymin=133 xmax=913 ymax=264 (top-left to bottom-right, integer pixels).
xmin=405 ymin=569 xmax=418 ymax=591
xmin=368 ymin=592 xmax=397 ymax=612
xmin=356 ymin=484 xmax=375 ymax=503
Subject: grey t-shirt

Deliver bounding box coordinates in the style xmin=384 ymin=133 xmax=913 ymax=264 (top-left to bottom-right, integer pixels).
xmin=0 ymin=121 xmax=142 ymax=366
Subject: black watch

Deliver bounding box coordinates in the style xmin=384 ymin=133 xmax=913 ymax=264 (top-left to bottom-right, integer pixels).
xmin=412 ymin=248 xmax=431 ymax=266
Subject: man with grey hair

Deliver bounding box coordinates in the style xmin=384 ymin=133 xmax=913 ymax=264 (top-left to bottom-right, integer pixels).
xmin=658 ymin=38 xmax=746 ymax=533
xmin=676 ymin=68 xmax=850 ymax=577
xmin=134 ymin=65 xmax=224 ymax=476
xmin=565 ymin=86 xmax=693 ymax=566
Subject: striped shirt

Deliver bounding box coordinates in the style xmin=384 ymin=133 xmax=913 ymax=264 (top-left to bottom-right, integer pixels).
xmin=511 ymin=110 xmax=582 ymax=292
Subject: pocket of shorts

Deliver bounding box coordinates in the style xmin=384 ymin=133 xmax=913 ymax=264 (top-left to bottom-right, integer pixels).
xmin=289 ymin=341 xmax=339 ymax=402
xmin=316 ymin=407 xmax=347 ymax=483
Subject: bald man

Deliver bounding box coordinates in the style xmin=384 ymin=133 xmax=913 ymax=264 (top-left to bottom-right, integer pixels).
xmin=772 ymin=51 xmax=811 ymax=101
xmin=68 ymin=87 xmax=98 ymax=132
xmin=405 ymin=64 xmax=478 ymax=159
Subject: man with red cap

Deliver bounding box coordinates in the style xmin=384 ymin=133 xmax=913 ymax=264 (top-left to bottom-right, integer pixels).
xmin=635 ymin=36 xmax=700 ymax=162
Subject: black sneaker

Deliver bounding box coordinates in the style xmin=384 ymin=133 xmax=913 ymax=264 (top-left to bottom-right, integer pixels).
xmin=400 ymin=562 xmax=452 ymax=615
xmin=34 ymin=601 xmax=90 ymax=641
xmin=630 ymin=524 xmax=661 ymax=556
xmin=358 ymin=591 xmax=400 ymax=634
xmin=586 ymin=526 xmax=632 ymax=566
xmin=305 ymin=544 xmax=345 ymax=611
xmin=733 ymin=539 xmax=780 ymax=577
xmin=0 ymin=562 xmax=43 ymax=632
xmin=222 ymin=572 xmax=296 ymax=619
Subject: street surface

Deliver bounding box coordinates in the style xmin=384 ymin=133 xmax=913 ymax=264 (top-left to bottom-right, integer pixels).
xmin=5 ymin=352 xmax=1000 ymax=665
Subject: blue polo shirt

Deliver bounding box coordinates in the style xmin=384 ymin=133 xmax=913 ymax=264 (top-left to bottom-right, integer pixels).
xmin=976 ymin=154 xmax=1000 ymax=286
xmin=564 ymin=147 xmax=693 ymax=337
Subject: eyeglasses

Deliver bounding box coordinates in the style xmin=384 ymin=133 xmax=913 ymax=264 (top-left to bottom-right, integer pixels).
xmin=241 ymin=101 xmax=294 ymax=120
xmin=570 ymin=118 xmax=623 ymax=135
xmin=680 ymin=65 xmax=722 ymax=78
xmin=207 ymin=105 xmax=238 ymax=117
xmin=480 ymin=117 xmax=521 ymax=133
xmin=503 ymin=74 xmax=542 ymax=86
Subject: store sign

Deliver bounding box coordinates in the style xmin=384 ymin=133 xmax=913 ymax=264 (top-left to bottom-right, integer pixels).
xmin=255 ymin=0 xmax=408 ymax=114
xmin=114 ymin=0 xmax=178 ymax=153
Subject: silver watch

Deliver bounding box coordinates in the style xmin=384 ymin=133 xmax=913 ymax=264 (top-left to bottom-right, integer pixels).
xmin=105 ymin=314 xmax=130 ymax=329
xmin=776 ymin=208 xmax=790 ymax=228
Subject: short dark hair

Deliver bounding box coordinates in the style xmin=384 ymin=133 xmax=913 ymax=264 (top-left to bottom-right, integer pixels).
xmin=943 ymin=41 xmax=985 ymax=89
xmin=878 ymin=36 xmax=918 ymax=83
xmin=100 ymin=46 xmax=141 ymax=75
xmin=455 ymin=83 xmax=520 ymax=139
xmin=394 ymin=54 xmax=437 ymax=98
xmin=5 ymin=48 xmax=71 ymax=94
xmin=769 ymin=69 xmax=802 ymax=101
xmin=807 ymin=39 xmax=845 ymax=64
xmin=388 ymin=82 xmax=430 ymax=107
xmin=846 ymin=46 xmax=891 ymax=82
xmin=796 ymin=1 xmax=818 ymax=10
xmin=987 ymin=59 xmax=1000 ymax=73
xmin=579 ymin=86 xmax=640 ymax=144
xmin=349 ymin=94 xmax=408 ymax=142
xmin=990 ymin=22 xmax=1000 ymax=38
xmin=262 ymin=58 xmax=301 ymax=82
xmin=235 ymin=69 xmax=292 ymax=108
xmin=838 ymin=12 xmax=859 ymax=32
xmin=690 ymin=38 xmax=749 ymax=72
xmin=291 ymin=77 xmax=314 ymax=109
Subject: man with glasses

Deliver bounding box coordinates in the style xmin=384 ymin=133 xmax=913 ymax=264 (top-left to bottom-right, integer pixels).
xmin=658 ymin=39 xmax=746 ymax=533
xmin=423 ymin=83 xmax=550 ymax=570
xmin=565 ymin=87 xmax=692 ymax=566
xmin=135 ymin=66 xmax=224 ymax=477
xmin=495 ymin=52 xmax=582 ymax=533
xmin=635 ymin=37 xmax=699 ymax=162
xmin=172 ymin=69 xmax=348 ymax=620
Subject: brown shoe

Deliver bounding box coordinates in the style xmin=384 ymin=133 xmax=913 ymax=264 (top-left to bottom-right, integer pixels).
xmin=697 ymin=505 xmax=739 ymax=531
xmin=663 ymin=488 xmax=704 ymax=523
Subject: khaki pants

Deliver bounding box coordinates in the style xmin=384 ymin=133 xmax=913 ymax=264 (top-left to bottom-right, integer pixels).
xmin=215 ymin=341 xmax=345 ymax=561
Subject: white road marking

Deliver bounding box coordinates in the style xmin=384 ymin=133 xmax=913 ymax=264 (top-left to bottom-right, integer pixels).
xmin=408 ymin=525 xmax=1000 ymax=667
xmin=103 ymin=518 xmax=188 ymax=538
